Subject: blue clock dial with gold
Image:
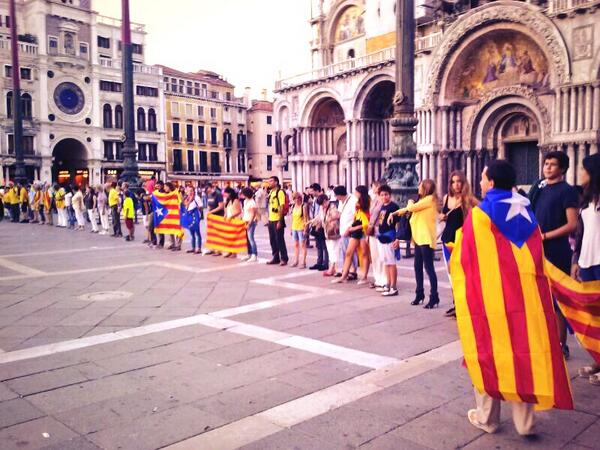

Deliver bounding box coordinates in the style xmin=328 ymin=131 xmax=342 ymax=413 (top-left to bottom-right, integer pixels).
xmin=53 ymin=82 xmax=85 ymax=115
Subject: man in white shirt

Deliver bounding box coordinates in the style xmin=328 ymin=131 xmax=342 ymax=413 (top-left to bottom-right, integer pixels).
xmin=335 ymin=185 xmax=358 ymax=278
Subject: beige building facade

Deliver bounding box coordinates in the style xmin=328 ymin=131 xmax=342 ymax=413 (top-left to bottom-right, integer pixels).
xmin=274 ymin=0 xmax=600 ymax=194
xmin=160 ymin=65 xmax=248 ymax=187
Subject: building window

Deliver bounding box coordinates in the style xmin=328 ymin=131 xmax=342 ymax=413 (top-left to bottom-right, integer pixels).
xmin=20 ymin=68 xmax=31 ymax=80
xmin=186 ymin=81 xmax=193 ymax=95
xmin=187 ymin=149 xmax=195 ymax=172
xmin=48 ymin=36 xmax=58 ymax=54
xmin=210 ymin=91 xmax=219 ymax=100
xmin=267 ymin=155 xmax=273 ymax=171
xmin=194 ymin=83 xmax=200 ymax=96
xmin=148 ymin=143 xmax=158 ymax=161
xmin=138 ymin=143 xmax=147 ymax=161
xmin=148 ymin=108 xmax=157 ymax=131
xmin=172 ymin=123 xmax=180 ymax=141
xmin=210 ymin=152 xmax=220 ymax=172
xmin=267 ymin=134 xmax=273 ymax=147
xmin=197 ymin=105 xmax=204 ymax=118
xmin=21 ymin=93 xmax=32 ymax=118
xmin=238 ymin=132 xmax=247 ymax=149
xmin=178 ymin=80 xmax=184 ymax=94
xmin=115 ymin=105 xmax=123 ymax=129
xmin=136 ymin=85 xmax=158 ymax=97
xmin=6 ymin=91 xmax=12 ymax=118
xmin=170 ymin=78 xmax=177 ymax=92
xmin=4 ymin=65 xmax=11 ymax=78
xmin=198 ymin=126 xmax=205 ymax=144
xmin=79 ymin=43 xmax=88 ymax=57
xmin=210 ymin=127 xmax=217 ymax=145
xmin=115 ymin=142 xmax=123 ymax=160
xmin=185 ymin=103 xmax=193 ymax=117
xmin=7 ymin=135 xmax=33 ymax=154
xmin=97 ymin=36 xmax=110 ymax=49
xmin=103 ymin=141 xmax=114 ymax=160
xmin=132 ymin=43 xmax=143 ymax=54
xmin=173 ymin=149 xmax=183 ymax=172
xmin=171 ymin=102 xmax=179 ymax=116
xmin=226 ymin=92 xmax=232 ymax=101
xmin=103 ymin=104 xmax=112 ymax=128
xmin=199 ymin=151 xmax=208 ymax=172
xmin=210 ymin=107 xmax=217 ymax=119
xmin=186 ymin=124 xmax=194 ymax=143
xmin=100 ymin=80 xmax=122 ymax=92
xmin=267 ymin=115 xmax=272 ymax=125
xmin=137 ymin=107 xmax=146 ymax=131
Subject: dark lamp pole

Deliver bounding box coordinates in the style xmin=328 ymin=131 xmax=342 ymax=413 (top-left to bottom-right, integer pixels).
xmin=120 ymin=0 xmax=139 ymax=186
xmin=384 ymin=0 xmax=420 ymax=204
xmin=9 ymin=0 xmax=27 ymax=184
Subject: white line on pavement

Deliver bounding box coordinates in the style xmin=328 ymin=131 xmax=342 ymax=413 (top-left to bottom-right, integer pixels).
xmin=164 ymin=340 xmax=463 ymax=450
xmin=0 ymin=257 xmax=47 ymax=276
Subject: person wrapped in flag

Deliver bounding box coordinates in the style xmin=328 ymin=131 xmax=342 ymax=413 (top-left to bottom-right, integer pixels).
xmin=448 ymin=160 xmax=574 ymax=436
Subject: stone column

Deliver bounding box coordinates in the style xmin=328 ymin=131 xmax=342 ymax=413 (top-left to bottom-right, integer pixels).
xmin=569 ymin=87 xmax=577 ymax=133
xmin=466 ymin=151 xmax=473 ymax=184
xmin=345 ymin=121 xmax=352 ymax=154
xmin=566 ymin=143 xmax=575 ymax=184
xmin=577 ymin=86 xmax=585 ymax=132
xmin=360 ymin=158 xmax=366 ymax=186
xmin=456 ymin=109 xmax=462 ymax=150
xmin=593 ymin=82 xmax=600 ymax=131
xmin=562 ymin=87 xmax=570 ymax=133
xmin=585 ymin=84 xmax=593 ymax=131
xmin=441 ymin=107 xmax=449 ymax=151
xmin=554 ymin=89 xmax=562 ymax=134
xmin=577 ymin=143 xmax=586 ymax=185
xmin=449 ymin=108 xmax=456 ymax=150
xmin=296 ymin=161 xmax=303 ymax=191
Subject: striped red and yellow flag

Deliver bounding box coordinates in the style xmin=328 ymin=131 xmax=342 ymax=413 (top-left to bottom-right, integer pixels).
xmin=153 ymin=191 xmax=182 ymax=236
xmin=206 ymin=214 xmax=247 ymax=254
xmin=450 ymin=207 xmax=573 ymax=410
xmin=547 ymin=263 xmax=600 ymax=363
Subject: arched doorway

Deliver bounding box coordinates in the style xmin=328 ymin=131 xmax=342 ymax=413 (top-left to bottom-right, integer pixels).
xmin=499 ymin=113 xmax=540 ymax=186
xmin=52 ymin=138 xmax=89 ymax=187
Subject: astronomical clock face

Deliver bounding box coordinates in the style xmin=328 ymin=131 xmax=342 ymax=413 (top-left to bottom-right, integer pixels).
xmin=53 ymin=82 xmax=85 ymax=115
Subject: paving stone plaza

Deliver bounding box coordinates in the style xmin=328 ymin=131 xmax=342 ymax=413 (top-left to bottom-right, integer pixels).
xmin=0 ymin=221 xmax=598 ymax=450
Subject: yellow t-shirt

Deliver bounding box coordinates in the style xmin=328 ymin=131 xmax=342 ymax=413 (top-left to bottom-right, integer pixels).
xmin=268 ymin=189 xmax=286 ymax=222
xmin=108 ymin=188 xmax=119 ymax=207
xmin=355 ymin=209 xmax=370 ymax=234
xmin=405 ymin=195 xmax=438 ymax=249
xmin=55 ymin=188 xmax=65 ymax=209
xmin=122 ymin=196 xmax=135 ymax=219
xmin=19 ymin=187 xmax=28 ymax=203
xmin=291 ymin=204 xmax=306 ymax=231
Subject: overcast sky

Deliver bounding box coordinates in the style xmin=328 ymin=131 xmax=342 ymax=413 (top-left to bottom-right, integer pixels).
xmin=97 ymin=0 xmax=313 ymax=99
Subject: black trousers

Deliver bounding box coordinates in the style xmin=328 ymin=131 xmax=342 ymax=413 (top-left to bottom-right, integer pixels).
xmin=315 ymin=235 xmax=328 ymax=266
xmin=111 ymin=206 xmax=122 ymax=236
xmin=11 ymin=204 xmax=19 ymax=222
xmin=414 ymin=244 xmax=438 ymax=297
xmin=268 ymin=220 xmax=288 ymax=262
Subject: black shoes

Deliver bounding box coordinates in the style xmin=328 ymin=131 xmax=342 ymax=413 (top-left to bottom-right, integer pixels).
xmin=424 ymin=295 xmax=440 ymax=309
xmin=266 ymin=259 xmax=281 ymax=265
xmin=445 ymin=307 xmax=456 ymax=317
xmin=411 ymin=294 xmax=425 ymax=306
xmin=309 ymin=264 xmax=320 ymax=270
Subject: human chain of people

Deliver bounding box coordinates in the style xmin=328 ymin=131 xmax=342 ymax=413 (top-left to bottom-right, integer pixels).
xmin=1 ymin=151 xmax=600 ymax=438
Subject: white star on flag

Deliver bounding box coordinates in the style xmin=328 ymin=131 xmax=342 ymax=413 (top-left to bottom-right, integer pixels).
xmin=155 ymin=208 xmax=164 ymax=217
xmin=500 ymin=194 xmax=533 ymax=223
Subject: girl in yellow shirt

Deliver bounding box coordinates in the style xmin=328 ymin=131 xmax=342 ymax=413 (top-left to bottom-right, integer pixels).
xmin=393 ymin=179 xmax=440 ymax=308
xmin=290 ymin=192 xmax=309 ymax=268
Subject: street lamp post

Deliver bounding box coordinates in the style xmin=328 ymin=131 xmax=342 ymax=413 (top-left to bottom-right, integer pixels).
xmin=384 ymin=0 xmax=419 ymax=204
xmin=9 ymin=0 xmax=27 ymax=184
xmin=120 ymin=0 xmax=139 ymax=187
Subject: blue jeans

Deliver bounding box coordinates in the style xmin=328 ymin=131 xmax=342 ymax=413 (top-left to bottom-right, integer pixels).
xmin=247 ymin=221 xmax=257 ymax=255
xmin=67 ymin=207 xmax=76 ymax=227
xmin=189 ymin=224 xmax=201 ymax=250
xmin=580 ymin=264 xmax=600 ymax=282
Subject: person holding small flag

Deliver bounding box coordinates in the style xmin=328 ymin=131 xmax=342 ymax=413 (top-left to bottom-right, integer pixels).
xmin=181 ymin=185 xmax=203 ymax=254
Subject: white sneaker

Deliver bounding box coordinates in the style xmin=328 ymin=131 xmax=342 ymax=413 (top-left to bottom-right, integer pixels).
xmin=375 ymin=286 xmax=389 ymax=292
xmin=240 ymin=255 xmax=251 ymax=261
xmin=248 ymin=255 xmax=258 ymax=262
xmin=382 ymin=288 xmax=398 ymax=297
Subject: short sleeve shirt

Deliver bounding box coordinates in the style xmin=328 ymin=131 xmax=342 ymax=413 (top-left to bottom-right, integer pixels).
xmin=268 ymin=189 xmax=286 ymax=222
xmin=376 ymin=202 xmax=399 ymax=235
xmin=207 ymin=192 xmax=224 ymax=216
xmin=531 ymin=181 xmax=578 ymax=272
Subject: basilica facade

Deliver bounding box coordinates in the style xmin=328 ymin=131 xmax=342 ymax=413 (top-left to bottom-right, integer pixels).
xmin=274 ymin=0 xmax=600 ymax=194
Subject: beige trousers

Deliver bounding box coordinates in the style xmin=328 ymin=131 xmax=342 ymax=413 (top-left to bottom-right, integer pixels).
xmin=473 ymin=388 xmax=535 ymax=435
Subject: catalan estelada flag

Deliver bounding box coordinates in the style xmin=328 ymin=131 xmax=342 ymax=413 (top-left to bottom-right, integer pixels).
xmin=449 ymin=189 xmax=573 ymax=410
xmin=546 ymin=263 xmax=600 ymax=364
xmin=153 ymin=191 xmax=181 ymax=236
xmin=206 ymin=214 xmax=247 ymax=254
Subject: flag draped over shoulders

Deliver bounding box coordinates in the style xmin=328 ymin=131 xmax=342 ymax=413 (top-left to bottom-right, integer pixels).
xmin=206 ymin=214 xmax=247 ymax=254
xmin=546 ymin=262 xmax=600 ymax=363
xmin=153 ymin=191 xmax=181 ymax=235
xmin=449 ymin=189 xmax=573 ymax=411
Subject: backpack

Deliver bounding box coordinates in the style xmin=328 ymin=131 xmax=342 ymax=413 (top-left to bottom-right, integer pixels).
xmin=276 ymin=189 xmax=290 ymax=216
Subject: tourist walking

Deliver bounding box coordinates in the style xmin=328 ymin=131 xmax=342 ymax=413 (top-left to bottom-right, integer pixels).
xmin=266 ymin=176 xmax=289 ymax=266
xmin=529 ymin=151 xmax=578 ymax=358
xmin=571 ymin=153 xmax=600 ymax=385
xmin=440 ymin=170 xmax=478 ymax=317
xmin=241 ymin=187 xmax=258 ymax=262
xmin=393 ymin=179 xmax=440 ymax=308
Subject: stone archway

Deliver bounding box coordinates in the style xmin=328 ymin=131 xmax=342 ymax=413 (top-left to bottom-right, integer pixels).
xmin=52 ymin=138 xmax=89 ymax=187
